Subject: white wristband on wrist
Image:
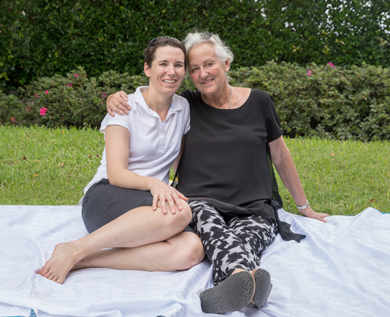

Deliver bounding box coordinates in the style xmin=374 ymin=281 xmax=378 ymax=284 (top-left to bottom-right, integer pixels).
xmin=296 ymin=199 xmax=309 ymax=210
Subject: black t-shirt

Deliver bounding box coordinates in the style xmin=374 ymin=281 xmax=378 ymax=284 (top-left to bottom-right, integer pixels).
xmin=177 ymin=89 xmax=283 ymax=219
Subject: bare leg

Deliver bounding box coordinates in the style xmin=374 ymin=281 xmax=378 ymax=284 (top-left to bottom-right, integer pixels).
xmin=38 ymin=201 xmax=191 ymax=284
xmin=72 ymin=232 xmax=204 ymax=272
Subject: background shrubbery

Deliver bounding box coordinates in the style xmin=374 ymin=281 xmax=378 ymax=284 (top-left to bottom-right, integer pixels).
xmin=1 ymin=0 xmax=389 ymax=92
xmin=1 ymin=63 xmax=389 ymax=141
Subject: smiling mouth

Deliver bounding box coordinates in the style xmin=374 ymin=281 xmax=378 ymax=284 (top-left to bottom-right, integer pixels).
xmin=163 ymin=79 xmax=177 ymax=84
xmin=201 ymin=79 xmax=214 ymax=84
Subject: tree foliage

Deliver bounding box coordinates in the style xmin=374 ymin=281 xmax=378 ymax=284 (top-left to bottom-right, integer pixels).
xmin=2 ymin=63 xmax=389 ymax=141
xmin=1 ymin=0 xmax=389 ymax=91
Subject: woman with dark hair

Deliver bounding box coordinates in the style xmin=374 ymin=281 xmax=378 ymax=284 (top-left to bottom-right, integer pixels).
xmin=107 ymin=31 xmax=329 ymax=314
xmin=38 ymin=37 xmax=204 ymax=285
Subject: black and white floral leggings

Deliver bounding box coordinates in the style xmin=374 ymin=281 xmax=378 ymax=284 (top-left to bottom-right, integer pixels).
xmin=188 ymin=200 xmax=278 ymax=285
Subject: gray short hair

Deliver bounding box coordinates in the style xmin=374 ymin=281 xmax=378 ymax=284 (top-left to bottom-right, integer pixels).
xmin=183 ymin=31 xmax=234 ymax=65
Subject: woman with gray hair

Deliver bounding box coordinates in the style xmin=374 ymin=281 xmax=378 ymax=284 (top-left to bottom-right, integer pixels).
xmin=107 ymin=31 xmax=329 ymax=314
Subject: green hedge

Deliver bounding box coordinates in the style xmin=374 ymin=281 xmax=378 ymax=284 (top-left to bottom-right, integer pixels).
xmin=1 ymin=0 xmax=389 ymax=91
xmin=1 ymin=63 xmax=389 ymax=141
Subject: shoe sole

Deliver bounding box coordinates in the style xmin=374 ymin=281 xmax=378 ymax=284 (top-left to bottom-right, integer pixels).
xmin=200 ymin=271 xmax=255 ymax=314
xmin=252 ymin=268 xmax=272 ymax=308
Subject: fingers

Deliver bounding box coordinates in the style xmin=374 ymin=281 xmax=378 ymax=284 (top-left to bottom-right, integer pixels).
xmin=152 ymin=195 xmax=158 ymax=211
xmin=303 ymin=209 xmax=330 ymax=223
xmin=107 ymin=105 xmax=115 ymax=117
xmin=173 ymin=194 xmax=183 ymax=211
xmin=118 ymin=91 xmax=131 ymax=114
xmin=317 ymin=215 xmax=328 ymax=223
xmin=176 ymin=190 xmax=188 ymax=201
xmin=106 ymin=91 xmax=130 ymax=115
xmin=166 ymin=196 xmax=176 ymax=214
xmin=159 ymin=196 xmax=167 ymax=214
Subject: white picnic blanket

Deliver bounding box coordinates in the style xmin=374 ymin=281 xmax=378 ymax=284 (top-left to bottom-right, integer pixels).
xmin=0 ymin=205 xmax=389 ymax=317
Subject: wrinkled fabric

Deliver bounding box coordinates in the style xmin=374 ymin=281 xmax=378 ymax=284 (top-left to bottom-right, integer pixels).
xmin=0 ymin=205 xmax=389 ymax=317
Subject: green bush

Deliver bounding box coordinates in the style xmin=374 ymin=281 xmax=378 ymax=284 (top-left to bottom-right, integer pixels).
xmin=1 ymin=0 xmax=389 ymax=92
xmin=2 ymin=63 xmax=390 ymax=141
xmin=229 ymin=62 xmax=390 ymax=141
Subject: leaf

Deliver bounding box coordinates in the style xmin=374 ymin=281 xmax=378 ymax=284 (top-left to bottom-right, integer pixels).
xmin=330 ymin=152 xmax=336 ymax=156
xmin=59 ymin=163 xmax=64 ymax=167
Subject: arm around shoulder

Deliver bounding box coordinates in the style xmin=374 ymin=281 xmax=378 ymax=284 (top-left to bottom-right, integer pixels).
xmin=106 ymin=91 xmax=131 ymax=116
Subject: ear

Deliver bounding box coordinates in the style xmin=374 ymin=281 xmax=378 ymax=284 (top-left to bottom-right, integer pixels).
xmin=224 ymin=58 xmax=231 ymax=72
xmin=144 ymin=62 xmax=151 ymax=78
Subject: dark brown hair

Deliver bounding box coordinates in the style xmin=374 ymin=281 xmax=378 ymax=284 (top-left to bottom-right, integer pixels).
xmin=143 ymin=37 xmax=186 ymax=68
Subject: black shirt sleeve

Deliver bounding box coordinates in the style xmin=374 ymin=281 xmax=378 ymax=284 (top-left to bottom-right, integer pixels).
xmin=265 ymin=94 xmax=283 ymax=142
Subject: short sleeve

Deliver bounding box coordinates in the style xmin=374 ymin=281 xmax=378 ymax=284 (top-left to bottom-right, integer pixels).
xmin=99 ymin=112 xmax=131 ymax=134
xmin=183 ymin=102 xmax=191 ymax=135
xmin=265 ymin=95 xmax=283 ymax=142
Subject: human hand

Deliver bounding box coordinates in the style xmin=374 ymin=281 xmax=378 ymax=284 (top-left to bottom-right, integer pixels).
xmin=106 ymin=91 xmax=131 ymax=116
xmin=149 ymin=179 xmax=188 ymax=214
xmin=299 ymin=206 xmax=329 ymax=223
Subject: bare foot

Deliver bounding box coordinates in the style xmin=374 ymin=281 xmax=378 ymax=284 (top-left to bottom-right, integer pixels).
xmin=38 ymin=242 xmax=85 ymax=284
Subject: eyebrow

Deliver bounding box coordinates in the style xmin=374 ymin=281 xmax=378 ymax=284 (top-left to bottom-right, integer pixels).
xmin=158 ymin=60 xmax=184 ymax=64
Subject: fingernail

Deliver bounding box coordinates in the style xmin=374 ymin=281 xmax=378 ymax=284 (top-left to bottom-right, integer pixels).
xmin=120 ymin=112 xmax=123 ymax=115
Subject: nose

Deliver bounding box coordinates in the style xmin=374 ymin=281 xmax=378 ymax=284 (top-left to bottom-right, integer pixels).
xmin=167 ymin=64 xmax=175 ymax=76
xmin=200 ymin=67 xmax=208 ymax=79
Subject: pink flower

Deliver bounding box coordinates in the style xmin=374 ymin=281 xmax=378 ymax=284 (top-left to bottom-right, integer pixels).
xmin=35 ymin=94 xmax=39 ymax=98
xmin=307 ymin=70 xmax=312 ymax=76
xmin=52 ymin=80 xmax=54 ymax=82
xmin=328 ymin=62 xmax=336 ymax=68
xmin=40 ymin=107 xmax=48 ymax=116
xmin=11 ymin=117 xmax=16 ymax=123
xmin=75 ymin=73 xmax=79 ymax=78
xmin=45 ymin=90 xmax=49 ymax=94
xmin=68 ymin=83 xmax=73 ymax=87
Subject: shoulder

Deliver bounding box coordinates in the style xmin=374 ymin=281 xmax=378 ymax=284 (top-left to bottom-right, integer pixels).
xmin=180 ymin=89 xmax=200 ymax=105
xmin=100 ymin=112 xmax=132 ymax=134
xmin=126 ymin=92 xmax=139 ymax=112
xmin=250 ymin=89 xmax=273 ymax=102
xmin=172 ymin=93 xmax=190 ymax=114
xmin=173 ymin=93 xmax=190 ymax=106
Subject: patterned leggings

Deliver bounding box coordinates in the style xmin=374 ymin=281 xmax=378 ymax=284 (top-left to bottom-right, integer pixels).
xmin=189 ymin=200 xmax=278 ymax=285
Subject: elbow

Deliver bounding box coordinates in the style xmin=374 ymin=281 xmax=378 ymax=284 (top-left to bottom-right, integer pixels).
xmin=272 ymin=148 xmax=291 ymax=169
xmin=107 ymin=169 xmax=121 ymax=187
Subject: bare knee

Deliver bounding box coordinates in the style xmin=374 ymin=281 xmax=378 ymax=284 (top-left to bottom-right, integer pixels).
xmin=169 ymin=232 xmax=205 ymax=270
xmin=160 ymin=200 xmax=192 ymax=233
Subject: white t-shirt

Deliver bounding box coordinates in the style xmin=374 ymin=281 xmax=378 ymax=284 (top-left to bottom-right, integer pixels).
xmin=84 ymin=86 xmax=190 ymax=194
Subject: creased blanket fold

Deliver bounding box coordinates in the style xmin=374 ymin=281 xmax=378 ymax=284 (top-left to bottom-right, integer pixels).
xmin=0 ymin=206 xmax=389 ymax=317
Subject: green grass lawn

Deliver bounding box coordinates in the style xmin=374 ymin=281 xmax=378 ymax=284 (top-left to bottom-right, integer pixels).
xmin=1 ymin=126 xmax=389 ymax=215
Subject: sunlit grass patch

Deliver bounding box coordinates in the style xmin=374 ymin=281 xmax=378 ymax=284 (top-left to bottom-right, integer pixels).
xmin=1 ymin=126 xmax=389 ymax=216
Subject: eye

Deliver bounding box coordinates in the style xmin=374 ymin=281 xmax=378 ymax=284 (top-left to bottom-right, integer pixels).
xmin=175 ymin=63 xmax=184 ymax=68
xmin=159 ymin=62 xmax=167 ymax=66
xmin=191 ymin=67 xmax=199 ymax=73
xmin=206 ymin=62 xmax=213 ymax=67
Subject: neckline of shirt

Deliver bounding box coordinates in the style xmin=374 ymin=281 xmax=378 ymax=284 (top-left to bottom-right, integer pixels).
xmin=197 ymin=89 xmax=253 ymax=111
xmin=134 ymin=86 xmax=182 ymax=117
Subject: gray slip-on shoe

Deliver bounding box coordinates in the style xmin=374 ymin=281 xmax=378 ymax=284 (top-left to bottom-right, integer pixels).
xmin=251 ymin=268 xmax=272 ymax=308
xmin=200 ymin=271 xmax=255 ymax=314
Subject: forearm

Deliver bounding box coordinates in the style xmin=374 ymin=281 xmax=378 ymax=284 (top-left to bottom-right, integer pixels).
xmin=273 ymin=153 xmax=307 ymax=207
xmin=270 ymin=137 xmax=329 ymax=222
xmin=108 ymin=168 xmax=160 ymax=191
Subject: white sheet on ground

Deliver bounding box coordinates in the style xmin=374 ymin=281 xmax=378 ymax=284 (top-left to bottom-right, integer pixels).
xmin=0 ymin=205 xmax=389 ymax=317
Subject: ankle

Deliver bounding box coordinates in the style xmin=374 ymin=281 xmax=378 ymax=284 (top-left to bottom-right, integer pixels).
xmin=231 ymin=268 xmax=246 ymax=276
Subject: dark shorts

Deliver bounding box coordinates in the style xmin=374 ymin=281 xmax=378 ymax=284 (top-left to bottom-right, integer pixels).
xmin=82 ymin=178 xmax=194 ymax=234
